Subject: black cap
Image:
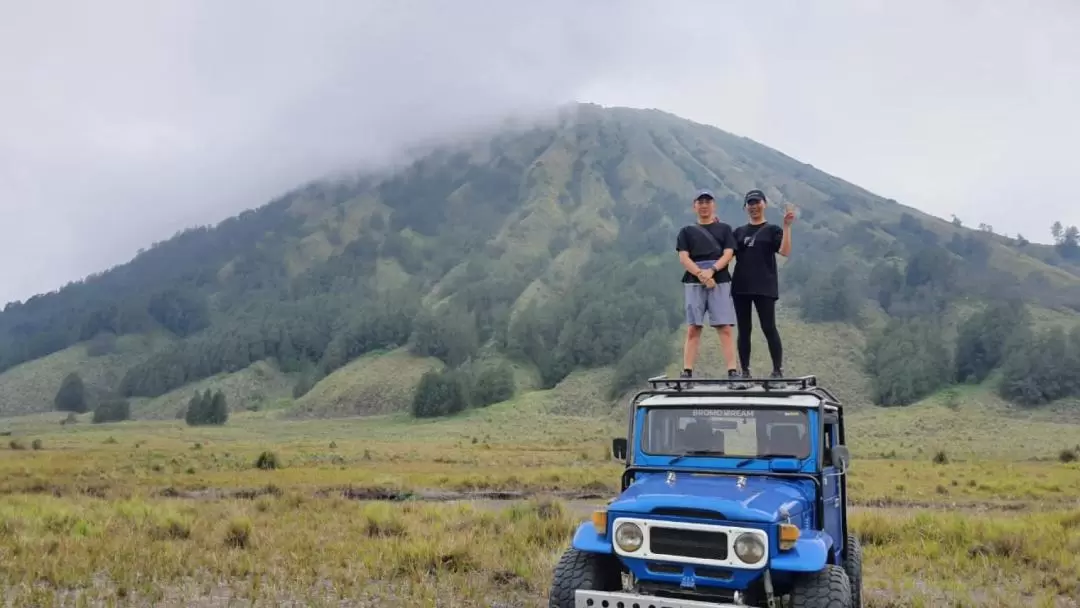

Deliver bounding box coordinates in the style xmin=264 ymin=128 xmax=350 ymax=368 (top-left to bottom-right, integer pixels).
xmin=744 ymin=189 xmax=767 ymax=204
xmin=694 ymin=189 xmax=715 ymax=201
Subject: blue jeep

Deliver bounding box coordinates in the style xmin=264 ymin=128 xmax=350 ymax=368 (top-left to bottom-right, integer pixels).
xmin=548 ymin=374 xmax=861 ymax=608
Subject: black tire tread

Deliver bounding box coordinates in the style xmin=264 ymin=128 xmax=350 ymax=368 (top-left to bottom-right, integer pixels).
xmin=844 ymin=533 xmax=863 ymax=608
xmin=548 ymin=547 xmax=621 ymax=608
xmin=789 ymin=564 xmax=852 ymax=608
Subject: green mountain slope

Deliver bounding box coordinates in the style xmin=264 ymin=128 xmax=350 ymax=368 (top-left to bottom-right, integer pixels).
xmin=1 ymin=103 xmax=1078 ymax=419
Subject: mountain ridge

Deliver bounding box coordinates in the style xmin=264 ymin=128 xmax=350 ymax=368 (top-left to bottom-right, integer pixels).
xmin=2 ymin=102 xmax=1078 ymax=420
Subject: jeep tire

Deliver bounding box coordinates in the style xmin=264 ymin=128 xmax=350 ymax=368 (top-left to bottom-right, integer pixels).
xmin=548 ymin=547 xmax=622 ymax=608
xmin=788 ymin=565 xmax=852 ymax=608
xmin=844 ymin=534 xmax=863 ymax=607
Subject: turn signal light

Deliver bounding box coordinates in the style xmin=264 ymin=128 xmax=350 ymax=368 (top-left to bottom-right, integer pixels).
xmin=779 ymin=523 xmax=800 ymax=550
xmin=591 ymin=510 xmax=607 ymax=535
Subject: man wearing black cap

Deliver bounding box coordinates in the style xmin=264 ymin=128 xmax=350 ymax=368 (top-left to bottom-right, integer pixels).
xmin=731 ymin=189 xmax=794 ymax=378
xmin=675 ymin=189 xmax=740 ymax=381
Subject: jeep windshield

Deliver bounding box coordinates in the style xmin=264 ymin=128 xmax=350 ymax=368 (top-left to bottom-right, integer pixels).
xmin=641 ymin=406 xmax=811 ymax=461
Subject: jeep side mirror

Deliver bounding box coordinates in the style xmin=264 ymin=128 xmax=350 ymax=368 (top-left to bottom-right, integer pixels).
xmin=830 ymin=445 xmax=851 ymax=473
xmin=612 ymin=438 xmax=627 ymax=461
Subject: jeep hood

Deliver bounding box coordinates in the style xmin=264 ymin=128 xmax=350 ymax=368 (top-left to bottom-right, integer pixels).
xmin=608 ymin=472 xmax=812 ymax=523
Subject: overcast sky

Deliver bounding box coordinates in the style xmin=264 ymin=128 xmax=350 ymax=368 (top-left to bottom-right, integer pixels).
xmin=2 ymin=1 xmax=1077 ymax=304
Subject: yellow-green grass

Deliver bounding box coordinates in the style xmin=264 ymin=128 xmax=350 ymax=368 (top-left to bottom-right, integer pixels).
xmin=853 ymin=508 xmax=1080 ymax=606
xmin=3 ymin=395 xmax=1080 ymax=605
xmin=847 ymin=383 xmax=1080 ymax=459
xmin=1 ymin=492 xmax=1077 ymax=606
xmin=2 ymin=414 xmax=1078 ymax=510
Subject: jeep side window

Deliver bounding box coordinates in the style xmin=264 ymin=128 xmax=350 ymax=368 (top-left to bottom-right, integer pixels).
xmin=823 ymin=422 xmax=835 ymax=466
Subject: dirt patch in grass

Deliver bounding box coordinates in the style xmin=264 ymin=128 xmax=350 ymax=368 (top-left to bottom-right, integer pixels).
xmin=153 ymin=484 xmax=610 ymax=504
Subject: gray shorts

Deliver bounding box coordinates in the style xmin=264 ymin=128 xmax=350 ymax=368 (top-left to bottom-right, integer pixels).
xmin=685 ymin=262 xmax=736 ymax=327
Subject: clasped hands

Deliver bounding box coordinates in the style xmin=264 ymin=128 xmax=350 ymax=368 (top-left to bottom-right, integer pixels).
xmin=697 ymin=267 xmax=718 ymax=289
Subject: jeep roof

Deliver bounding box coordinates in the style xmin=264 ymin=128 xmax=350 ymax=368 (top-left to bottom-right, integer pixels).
xmin=635 ymin=393 xmax=835 ymax=410
xmin=632 ymin=374 xmax=843 ymax=409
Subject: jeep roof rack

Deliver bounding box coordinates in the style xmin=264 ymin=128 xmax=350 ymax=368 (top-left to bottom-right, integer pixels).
xmin=644 ymin=373 xmax=842 ymax=406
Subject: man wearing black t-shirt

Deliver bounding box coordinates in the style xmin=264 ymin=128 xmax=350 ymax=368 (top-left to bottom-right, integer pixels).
xmin=731 ymin=189 xmax=794 ymax=378
xmin=675 ymin=190 xmax=740 ymax=381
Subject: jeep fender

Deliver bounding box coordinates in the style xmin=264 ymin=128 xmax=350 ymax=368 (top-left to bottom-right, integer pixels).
xmin=570 ymin=521 xmax=612 ymax=554
xmin=770 ymin=530 xmax=834 ymax=573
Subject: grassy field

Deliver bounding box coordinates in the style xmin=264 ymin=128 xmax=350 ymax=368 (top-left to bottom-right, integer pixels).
xmin=2 ymin=387 xmax=1080 ymax=608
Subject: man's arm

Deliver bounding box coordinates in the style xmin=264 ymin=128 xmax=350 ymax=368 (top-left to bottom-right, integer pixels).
xmin=679 ymin=250 xmax=707 ymax=279
xmin=676 ymin=227 xmax=708 ymax=281
xmin=715 ymin=225 xmax=737 ymax=270
xmin=713 ymin=247 xmax=734 ymax=272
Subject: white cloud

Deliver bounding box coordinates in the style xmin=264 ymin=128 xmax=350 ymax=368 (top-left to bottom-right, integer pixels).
xmin=1 ymin=0 xmax=1077 ymax=303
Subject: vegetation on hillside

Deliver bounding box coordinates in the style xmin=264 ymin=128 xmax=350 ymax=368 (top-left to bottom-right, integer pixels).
xmin=1 ymin=104 xmax=1078 ymax=416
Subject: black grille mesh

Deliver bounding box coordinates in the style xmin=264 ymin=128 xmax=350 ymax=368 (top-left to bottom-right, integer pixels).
xmin=649 ymin=527 xmax=728 ymax=560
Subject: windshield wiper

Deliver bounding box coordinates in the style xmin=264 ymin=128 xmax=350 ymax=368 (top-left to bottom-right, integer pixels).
xmin=735 ymin=454 xmax=800 ymax=468
xmin=668 ymin=450 xmax=725 ymax=465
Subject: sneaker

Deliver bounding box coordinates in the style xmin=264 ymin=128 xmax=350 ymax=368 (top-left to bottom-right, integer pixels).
xmin=741 ymin=368 xmax=752 ymax=379
xmin=679 ymin=369 xmax=693 ymax=389
xmin=770 ymin=369 xmax=783 ymax=379
xmin=728 ymin=368 xmax=748 ymax=389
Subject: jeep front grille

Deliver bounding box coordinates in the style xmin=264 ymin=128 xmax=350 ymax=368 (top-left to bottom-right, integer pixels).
xmin=649 ymin=527 xmax=729 ymax=560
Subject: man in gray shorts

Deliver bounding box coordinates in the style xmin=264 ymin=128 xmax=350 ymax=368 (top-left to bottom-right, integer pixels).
xmin=675 ymin=189 xmax=740 ymax=381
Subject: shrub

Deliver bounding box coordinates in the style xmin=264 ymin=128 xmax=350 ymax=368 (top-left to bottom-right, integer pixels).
xmin=255 ymin=451 xmax=279 ymax=470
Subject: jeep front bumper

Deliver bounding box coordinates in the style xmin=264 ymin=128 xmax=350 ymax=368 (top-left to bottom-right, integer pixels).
xmin=575 ymin=590 xmax=745 ymax=608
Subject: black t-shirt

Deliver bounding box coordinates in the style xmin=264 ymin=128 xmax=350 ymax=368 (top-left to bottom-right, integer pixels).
xmin=675 ymin=220 xmax=737 ymax=284
xmin=731 ymin=222 xmax=786 ymax=299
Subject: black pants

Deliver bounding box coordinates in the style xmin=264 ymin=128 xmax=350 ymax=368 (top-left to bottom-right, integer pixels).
xmin=733 ymin=294 xmax=783 ymax=373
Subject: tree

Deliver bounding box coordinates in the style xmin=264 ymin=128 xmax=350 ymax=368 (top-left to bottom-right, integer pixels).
xmin=610 ymin=328 xmax=674 ymax=397
xmin=210 ymin=390 xmax=229 ymax=424
xmin=954 ymin=300 xmax=1030 ymax=383
xmin=185 ymin=388 xmax=228 ymax=425
xmin=868 ymin=260 xmax=904 ymax=314
xmin=468 ymin=361 xmax=516 ymax=408
xmin=864 ymin=318 xmax=951 ymax=406
xmin=799 ymin=264 xmax=862 ymax=324
xmin=1051 ymin=221 xmax=1080 ymax=259
xmin=411 ymin=369 xmax=467 ymax=418
xmin=92 ymin=398 xmax=131 ymax=423
xmin=998 ymin=325 xmax=1080 ymax=406
xmin=54 ymin=372 xmax=88 ymax=413
xmin=409 ymin=302 xmax=479 ymax=367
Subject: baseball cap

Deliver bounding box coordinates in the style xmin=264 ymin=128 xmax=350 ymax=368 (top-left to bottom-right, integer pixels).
xmin=694 ymin=189 xmax=715 ymax=201
xmin=744 ymin=189 xmax=767 ymax=204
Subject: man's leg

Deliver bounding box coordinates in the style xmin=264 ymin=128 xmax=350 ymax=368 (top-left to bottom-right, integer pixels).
xmin=683 ymin=325 xmax=703 ymax=376
xmin=707 ymin=282 xmax=740 ymax=376
xmin=733 ymin=294 xmax=754 ymax=375
xmin=754 ymin=296 xmax=784 ymax=376
xmin=682 ymin=284 xmax=708 ymax=377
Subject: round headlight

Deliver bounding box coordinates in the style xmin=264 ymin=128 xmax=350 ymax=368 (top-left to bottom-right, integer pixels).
xmin=733 ymin=533 xmax=765 ymax=563
xmin=614 ymin=522 xmax=644 ymax=552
